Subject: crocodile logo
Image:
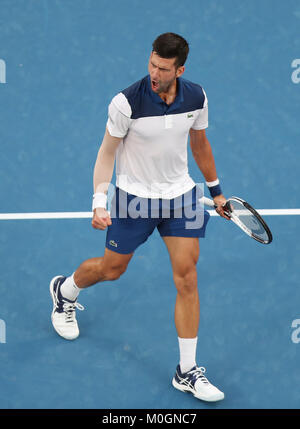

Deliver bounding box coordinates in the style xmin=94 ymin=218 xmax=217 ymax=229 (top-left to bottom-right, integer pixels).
xmin=109 ymin=240 xmax=118 ymax=248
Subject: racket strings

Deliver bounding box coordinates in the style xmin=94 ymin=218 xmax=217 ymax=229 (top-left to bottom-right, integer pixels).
xmin=228 ymin=200 xmax=270 ymax=243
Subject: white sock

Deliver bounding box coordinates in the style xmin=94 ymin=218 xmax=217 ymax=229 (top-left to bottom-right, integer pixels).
xmin=178 ymin=337 xmax=198 ymax=373
xmin=60 ymin=273 xmax=81 ymax=301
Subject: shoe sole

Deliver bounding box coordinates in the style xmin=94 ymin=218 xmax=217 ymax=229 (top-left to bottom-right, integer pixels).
xmin=172 ymin=377 xmax=225 ymax=402
xmin=49 ymin=275 xmax=79 ymax=341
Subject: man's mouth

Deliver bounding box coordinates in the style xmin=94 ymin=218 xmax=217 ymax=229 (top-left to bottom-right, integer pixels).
xmin=151 ymin=80 xmax=159 ymax=90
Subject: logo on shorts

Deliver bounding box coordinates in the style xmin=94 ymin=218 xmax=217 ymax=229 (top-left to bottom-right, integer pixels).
xmin=187 ymin=113 xmax=194 ymax=118
xmin=109 ymin=240 xmax=118 ymax=248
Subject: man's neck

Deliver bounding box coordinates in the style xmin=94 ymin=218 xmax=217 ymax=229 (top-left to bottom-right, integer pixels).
xmin=158 ymin=79 xmax=177 ymax=105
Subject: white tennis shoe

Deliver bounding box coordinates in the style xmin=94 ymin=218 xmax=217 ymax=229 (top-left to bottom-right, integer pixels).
xmin=172 ymin=365 xmax=225 ymax=402
xmin=50 ymin=275 xmax=84 ymax=340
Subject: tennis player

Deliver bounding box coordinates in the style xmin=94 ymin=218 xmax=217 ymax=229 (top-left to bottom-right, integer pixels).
xmin=50 ymin=33 xmax=229 ymax=402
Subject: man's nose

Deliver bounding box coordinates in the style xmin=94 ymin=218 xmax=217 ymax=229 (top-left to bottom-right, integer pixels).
xmin=151 ymin=69 xmax=159 ymax=80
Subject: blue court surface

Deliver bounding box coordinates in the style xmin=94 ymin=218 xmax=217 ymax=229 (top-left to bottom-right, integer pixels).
xmin=0 ymin=0 xmax=300 ymax=410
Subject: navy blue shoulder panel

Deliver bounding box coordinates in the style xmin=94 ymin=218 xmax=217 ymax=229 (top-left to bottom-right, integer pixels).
xmin=178 ymin=78 xmax=206 ymax=113
xmin=121 ymin=76 xmax=206 ymax=119
xmin=121 ymin=76 xmax=161 ymax=119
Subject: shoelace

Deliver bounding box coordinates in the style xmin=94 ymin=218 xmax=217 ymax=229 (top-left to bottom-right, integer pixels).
xmin=187 ymin=367 xmax=210 ymax=384
xmin=63 ymin=301 xmax=84 ymax=323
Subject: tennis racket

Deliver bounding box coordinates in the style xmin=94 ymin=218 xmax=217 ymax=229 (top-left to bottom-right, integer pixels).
xmin=200 ymin=196 xmax=273 ymax=244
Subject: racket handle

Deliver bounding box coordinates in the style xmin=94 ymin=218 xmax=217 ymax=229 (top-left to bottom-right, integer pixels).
xmin=199 ymin=196 xmax=215 ymax=207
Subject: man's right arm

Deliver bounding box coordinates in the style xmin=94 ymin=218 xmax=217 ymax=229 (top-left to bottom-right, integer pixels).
xmin=92 ymin=128 xmax=122 ymax=230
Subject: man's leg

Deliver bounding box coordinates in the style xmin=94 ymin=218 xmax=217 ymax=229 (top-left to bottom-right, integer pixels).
xmin=162 ymin=236 xmax=199 ymax=340
xmin=74 ymin=248 xmax=134 ymax=287
xmin=50 ymin=248 xmax=133 ymax=340
xmin=162 ymin=235 xmax=224 ymax=402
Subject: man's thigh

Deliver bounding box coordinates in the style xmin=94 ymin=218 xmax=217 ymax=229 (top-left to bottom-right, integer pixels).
xmin=162 ymin=236 xmax=200 ymax=276
xmin=102 ymin=247 xmax=134 ymax=272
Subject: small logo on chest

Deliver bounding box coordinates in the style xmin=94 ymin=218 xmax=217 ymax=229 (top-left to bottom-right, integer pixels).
xmin=187 ymin=113 xmax=194 ymax=118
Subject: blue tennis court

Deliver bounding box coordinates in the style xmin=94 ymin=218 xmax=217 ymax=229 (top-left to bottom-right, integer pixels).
xmin=0 ymin=0 xmax=299 ymax=409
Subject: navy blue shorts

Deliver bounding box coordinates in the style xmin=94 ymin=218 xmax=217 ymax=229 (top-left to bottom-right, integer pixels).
xmin=105 ymin=186 xmax=210 ymax=254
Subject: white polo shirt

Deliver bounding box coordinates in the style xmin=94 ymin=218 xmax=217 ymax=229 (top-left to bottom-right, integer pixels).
xmin=106 ymin=75 xmax=208 ymax=199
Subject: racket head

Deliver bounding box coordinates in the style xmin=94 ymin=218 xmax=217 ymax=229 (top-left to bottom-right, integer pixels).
xmin=224 ymin=197 xmax=273 ymax=244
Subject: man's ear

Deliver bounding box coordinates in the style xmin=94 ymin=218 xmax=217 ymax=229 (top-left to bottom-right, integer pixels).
xmin=176 ymin=65 xmax=185 ymax=78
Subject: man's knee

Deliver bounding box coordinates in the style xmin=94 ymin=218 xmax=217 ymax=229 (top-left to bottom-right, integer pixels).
xmin=173 ymin=264 xmax=198 ymax=295
xmin=100 ymin=249 xmax=133 ymax=282
xmin=103 ymin=262 xmax=128 ymax=281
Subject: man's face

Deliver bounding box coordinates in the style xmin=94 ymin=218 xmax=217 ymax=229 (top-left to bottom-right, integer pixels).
xmin=148 ymin=51 xmax=184 ymax=94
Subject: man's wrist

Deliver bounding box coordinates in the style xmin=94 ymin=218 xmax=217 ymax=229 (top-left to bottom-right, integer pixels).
xmin=206 ymin=178 xmax=222 ymax=197
xmin=92 ymin=192 xmax=107 ymax=210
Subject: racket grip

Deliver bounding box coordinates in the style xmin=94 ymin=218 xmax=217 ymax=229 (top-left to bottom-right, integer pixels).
xmin=199 ymin=196 xmax=215 ymax=207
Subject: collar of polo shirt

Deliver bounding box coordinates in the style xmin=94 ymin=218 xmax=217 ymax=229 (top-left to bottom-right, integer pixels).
xmin=146 ymin=75 xmax=184 ymax=113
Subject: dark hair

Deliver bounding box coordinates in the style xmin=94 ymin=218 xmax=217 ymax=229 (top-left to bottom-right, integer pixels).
xmin=152 ymin=32 xmax=189 ymax=68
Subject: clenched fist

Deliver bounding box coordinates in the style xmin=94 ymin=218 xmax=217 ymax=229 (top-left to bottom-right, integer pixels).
xmin=92 ymin=207 xmax=112 ymax=230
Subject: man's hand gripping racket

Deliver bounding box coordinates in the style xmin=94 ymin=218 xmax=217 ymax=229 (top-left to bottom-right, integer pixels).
xmin=201 ymin=195 xmax=273 ymax=245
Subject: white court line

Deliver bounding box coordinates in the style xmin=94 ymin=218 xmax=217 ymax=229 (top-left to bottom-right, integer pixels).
xmin=0 ymin=209 xmax=299 ymax=220
xmin=0 ymin=212 xmax=92 ymax=220
xmin=208 ymin=209 xmax=300 ymax=217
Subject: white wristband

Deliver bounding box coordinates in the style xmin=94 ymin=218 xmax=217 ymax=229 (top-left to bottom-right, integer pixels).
xmin=206 ymin=178 xmax=220 ymax=187
xmin=92 ymin=192 xmax=107 ymax=210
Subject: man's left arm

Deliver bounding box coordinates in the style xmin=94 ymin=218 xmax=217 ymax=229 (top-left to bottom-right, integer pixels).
xmin=189 ymin=128 xmax=230 ymax=220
